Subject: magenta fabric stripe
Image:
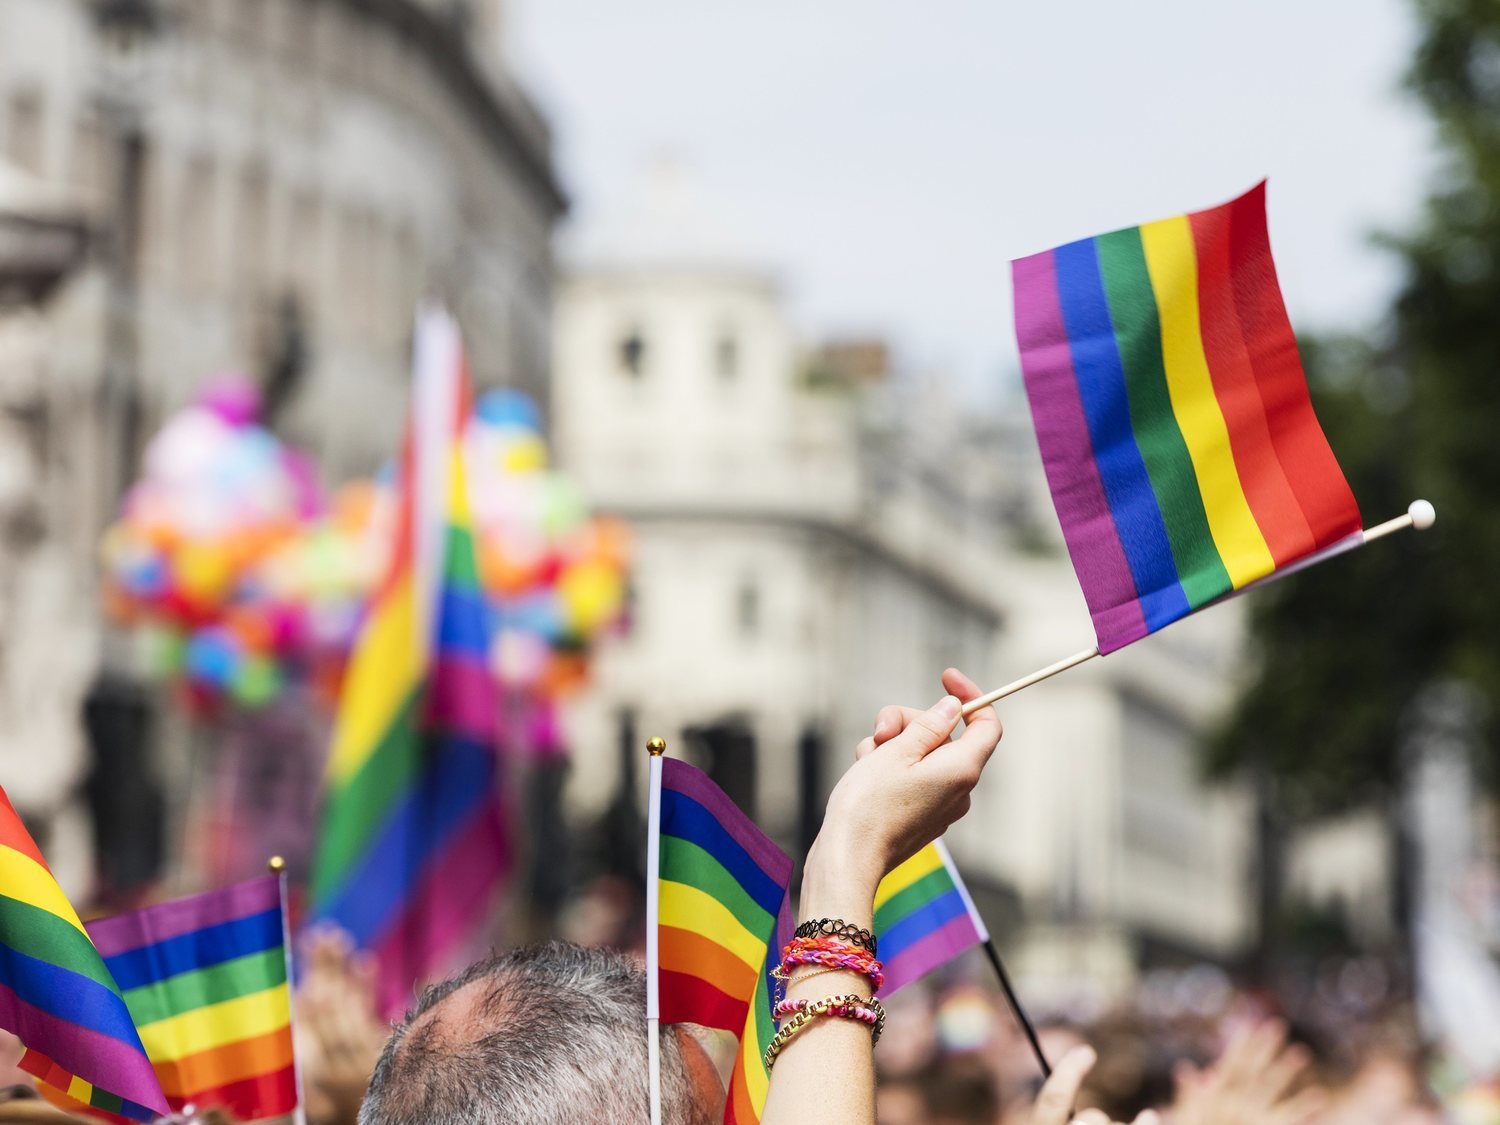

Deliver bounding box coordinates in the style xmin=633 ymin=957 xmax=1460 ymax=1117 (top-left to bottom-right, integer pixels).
xmin=87 ymin=877 xmax=281 ymax=960
xmin=425 ymin=654 xmax=497 ymax=739
xmin=0 ymin=981 xmax=168 ymax=1114
xmin=368 ymin=797 xmax=508 ymax=1017
xmin=661 ymin=759 xmax=792 ymax=887
xmin=877 ymin=913 xmax=983 ymax=999
xmin=1013 ymin=250 xmax=1149 ymax=652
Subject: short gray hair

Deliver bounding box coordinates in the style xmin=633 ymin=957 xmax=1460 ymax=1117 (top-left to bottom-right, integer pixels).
xmin=358 ymin=942 xmax=710 ymax=1125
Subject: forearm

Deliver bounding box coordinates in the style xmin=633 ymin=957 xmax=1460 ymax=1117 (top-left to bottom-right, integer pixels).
xmin=760 ymin=836 xmax=882 ymax=1125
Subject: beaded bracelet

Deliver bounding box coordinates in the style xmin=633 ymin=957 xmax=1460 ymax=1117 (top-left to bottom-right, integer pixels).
xmin=773 ymin=994 xmax=886 ymax=1039
xmin=794 ymin=918 xmax=877 ymax=956
xmin=763 ymin=993 xmax=886 ymax=1069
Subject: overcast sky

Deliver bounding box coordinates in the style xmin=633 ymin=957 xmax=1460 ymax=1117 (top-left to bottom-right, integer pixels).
xmin=507 ymin=1 xmax=1436 ymax=400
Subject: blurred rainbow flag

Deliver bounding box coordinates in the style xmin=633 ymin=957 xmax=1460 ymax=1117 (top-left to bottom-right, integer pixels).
xmin=0 ymin=786 xmax=168 ymax=1121
xmin=33 ymin=876 xmax=297 ymax=1122
xmin=874 ymin=840 xmax=988 ymax=997
xmin=1012 ymin=182 xmax=1362 ymax=654
xmin=647 ymin=755 xmax=793 ymax=1125
xmin=310 ymin=308 xmax=508 ymax=1017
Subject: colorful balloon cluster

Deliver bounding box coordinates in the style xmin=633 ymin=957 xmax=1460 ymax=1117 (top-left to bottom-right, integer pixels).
xmin=101 ymin=377 xmax=383 ymax=712
xmin=466 ymin=390 xmax=629 ymax=738
xmin=102 ymin=379 xmax=626 ymax=728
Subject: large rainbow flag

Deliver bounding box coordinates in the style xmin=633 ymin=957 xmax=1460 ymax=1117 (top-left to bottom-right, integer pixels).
xmin=310 ymin=309 xmax=508 ymax=1017
xmin=0 ymin=786 xmax=167 ymax=1121
xmin=647 ymin=755 xmax=792 ymax=1125
xmin=874 ymin=840 xmax=988 ymax=998
xmin=31 ymin=876 xmax=297 ymax=1122
xmin=1012 ymin=182 xmax=1362 ymax=654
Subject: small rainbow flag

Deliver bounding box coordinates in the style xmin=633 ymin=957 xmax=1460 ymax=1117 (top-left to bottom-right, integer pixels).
xmin=874 ymin=840 xmax=988 ymax=997
xmin=310 ymin=309 xmax=508 ymax=1017
xmin=1012 ymin=182 xmax=1362 ymax=654
xmin=647 ymin=755 xmax=792 ymax=1125
xmin=32 ymin=876 xmax=298 ymax=1122
xmin=0 ymin=786 xmax=168 ymax=1121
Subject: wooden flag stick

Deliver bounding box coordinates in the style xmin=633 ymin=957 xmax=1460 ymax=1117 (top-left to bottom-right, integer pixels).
xmin=961 ymin=500 xmax=1436 ymax=718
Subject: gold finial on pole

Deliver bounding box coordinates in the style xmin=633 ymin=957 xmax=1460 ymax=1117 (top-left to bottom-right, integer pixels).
xmin=267 ymin=855 xmax=286 ymax=875
xmin=647 ymin=737 xmax=666 ymax=757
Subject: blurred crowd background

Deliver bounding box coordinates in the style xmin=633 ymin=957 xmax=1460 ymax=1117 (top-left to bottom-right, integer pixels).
xmin=0 ymin=0 xmax=1497 ymax=1121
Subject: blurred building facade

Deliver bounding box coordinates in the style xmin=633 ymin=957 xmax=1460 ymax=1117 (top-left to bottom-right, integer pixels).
xmin=554 ymin=170 xmax=1259 ymax=993
xmin=0 ymin=0 xmax=562 ymax=894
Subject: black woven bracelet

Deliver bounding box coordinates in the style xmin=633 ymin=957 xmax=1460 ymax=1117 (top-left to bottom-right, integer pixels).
xmin=793 ymin=917 xmax=877 ymax=955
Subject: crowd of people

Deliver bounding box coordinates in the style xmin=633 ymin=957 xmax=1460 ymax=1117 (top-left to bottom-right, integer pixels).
xmin=0 ymin=671 xmax=1492 ymax=1123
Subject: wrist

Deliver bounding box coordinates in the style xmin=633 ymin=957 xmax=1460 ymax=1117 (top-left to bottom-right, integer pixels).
xmin=799 ymin=833 xmax=882 ymax=928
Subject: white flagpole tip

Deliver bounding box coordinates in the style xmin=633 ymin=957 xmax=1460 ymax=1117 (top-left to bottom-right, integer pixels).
xmin=1408 ymin=499 xmax=1436 ymax=530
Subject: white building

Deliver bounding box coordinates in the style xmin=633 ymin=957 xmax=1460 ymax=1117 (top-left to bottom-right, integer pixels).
xmin=555 ymin=169 xmax=1260 ymax=989
xmin=0 ymin=0 xmax=562 ymax=894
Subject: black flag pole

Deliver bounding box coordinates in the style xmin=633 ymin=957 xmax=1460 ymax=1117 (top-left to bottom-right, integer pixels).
xmin=982 ymin=937 xmax=1051 ymax=1080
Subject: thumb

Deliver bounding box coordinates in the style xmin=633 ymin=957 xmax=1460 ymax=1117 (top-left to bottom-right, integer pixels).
xmin=893 ymin=695 xmax=962 ymax=758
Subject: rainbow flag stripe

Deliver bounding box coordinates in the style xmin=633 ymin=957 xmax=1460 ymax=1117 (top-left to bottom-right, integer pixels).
xmin=33 ymin=877 xmax=297 ymax=1122
xmin=874 ymin=841 xmax=987 ymax=998
xmin=1012 ymin=182 xmax=1361 ymax=653
xmin=310 ymin=311 xmax=507 ymax=1018
xmin=652 ymin=757 xmax=792 ymax=1124
xmin=0 ymin=786 xmax=167 ymax=1121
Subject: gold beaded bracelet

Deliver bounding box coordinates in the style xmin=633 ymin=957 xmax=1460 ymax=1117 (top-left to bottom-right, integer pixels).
xmin=762 ymin=993 xmax=886 ymax=1070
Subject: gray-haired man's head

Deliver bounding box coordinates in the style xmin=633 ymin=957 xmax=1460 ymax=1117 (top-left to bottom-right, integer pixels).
xmin=359 ymin=942 xmax=717 ymax=1125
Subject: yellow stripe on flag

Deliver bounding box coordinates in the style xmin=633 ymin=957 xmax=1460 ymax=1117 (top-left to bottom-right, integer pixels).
xmin=326 ymin=576 xmax=424 ymax=785
xmin=1139 ymin=215 xmax=1276 ymax=588
xmin=874 ymin=843 xmax=945 ymax=912
xmin=136 ymin=984 xmax=290 ymax=1061
xmin=0 ymin=845 xmax=87 ymax=935
xmin=658 ymin=881 xmax=766 ymax=972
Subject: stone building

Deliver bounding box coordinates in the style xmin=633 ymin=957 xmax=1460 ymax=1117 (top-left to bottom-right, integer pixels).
xmin=0 ymin=0 xmax=562 ymax=893
xmin=554 ymin=169 xmax=1259 ymax=991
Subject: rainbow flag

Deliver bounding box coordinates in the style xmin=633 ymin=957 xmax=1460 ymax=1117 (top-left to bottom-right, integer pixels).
xmin=310 ymin=309 xmax=508 ymax=1017
xmin=0 ymin=786 xmax=167 ymax=1121
xmin=32 ymin=876 xmax=298 ymax=1122
xmin=1012 ymin=182 xmax=1362 ymax=654
xmin=874 ymin=840 xmax=988 ymax=997
xmin=647 ymin=756 xmax=792 ymax=1125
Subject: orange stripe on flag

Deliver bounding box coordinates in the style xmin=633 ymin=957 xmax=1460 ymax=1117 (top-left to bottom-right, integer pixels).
xmin=153 ymin=1023 xmax=294 ymax=1100
xmin=659 ymin=925 xmax=759 ymax=1001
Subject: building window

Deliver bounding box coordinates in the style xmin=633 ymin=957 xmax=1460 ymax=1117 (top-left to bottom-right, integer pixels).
xmin=6 ymin=90 xmax=45 ymax=175
xmin=715 ymin=328 xmax=739 ymax=381
xmin=617 ymin=327 xmax=646 ymax=377
xmin=736 ymin=579 xmax=760 ymax=639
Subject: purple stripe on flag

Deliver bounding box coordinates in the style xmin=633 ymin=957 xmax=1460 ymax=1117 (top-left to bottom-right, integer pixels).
xmin=87 ymin=876 xmax=281 ymax=959
xmin=0 ymin=981 xmax=168 ymax=1114
xmin=661 ymin=759 xmax=792 ymax=886
xmin=369 ymin=797 xmax=508 ymax=1019
xmin=877 ymin=913 xmax=984 ymax=999
xmin=1013 ymin=249 xmax=1149 ymax=653
xmin=426 ymin=653 xmax=498 ymax=740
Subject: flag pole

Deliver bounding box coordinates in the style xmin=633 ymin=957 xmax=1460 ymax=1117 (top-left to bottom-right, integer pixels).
xmin=961 ymin=500 xmax=1436 ymax=718
xmin=268 ymin=856 xmax=310 ymax=1125
xmin=644 ymin=737 xmax=667 ymax=1125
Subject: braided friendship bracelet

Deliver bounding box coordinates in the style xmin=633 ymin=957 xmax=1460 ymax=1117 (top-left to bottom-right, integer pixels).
xmin=769 ymin=963 xmax=856 ymax=1002
xmin=763 ymin=993 xmax=886 ymax=1069
xmin=775 ymin=939 xmax=885 ymax=993
xmin=794 ymin=918 xmax=877 ymax=956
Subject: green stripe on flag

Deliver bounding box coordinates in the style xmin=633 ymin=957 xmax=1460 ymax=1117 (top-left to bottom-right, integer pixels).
xmin=121 ymin=947 xmax=287 ymax=1027
xmin=873 ymin=867 xmax=956 ymax=934
xmin=1095 ymin=227 xmax=1230 ymax=608
xmin=660 ymin=835 xmax=774 ymax=938
xmin=0 ymin=895 xmax=121 ymax=996
xmin=311 ymin=688 xmax=424 ymax=902
xmin=443 ymin=525 xmax=483 ymax=590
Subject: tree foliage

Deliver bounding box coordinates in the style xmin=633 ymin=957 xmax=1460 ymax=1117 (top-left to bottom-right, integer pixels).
xmin=1212 ymin=0 xmax=1500 ymax=816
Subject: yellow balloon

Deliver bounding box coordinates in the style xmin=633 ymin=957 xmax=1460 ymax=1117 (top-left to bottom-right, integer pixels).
xmin=559 ymin=560 xmax=623 ymax=635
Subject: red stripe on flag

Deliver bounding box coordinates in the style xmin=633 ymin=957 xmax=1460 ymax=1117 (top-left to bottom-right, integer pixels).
xmin=658 ymin=969 xmax=748 ymax=1034
xmin=189 ymin=1060 xmax=300 ymax=1121
xmin=1226 ymin=182 xmax=1361 ymax=546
